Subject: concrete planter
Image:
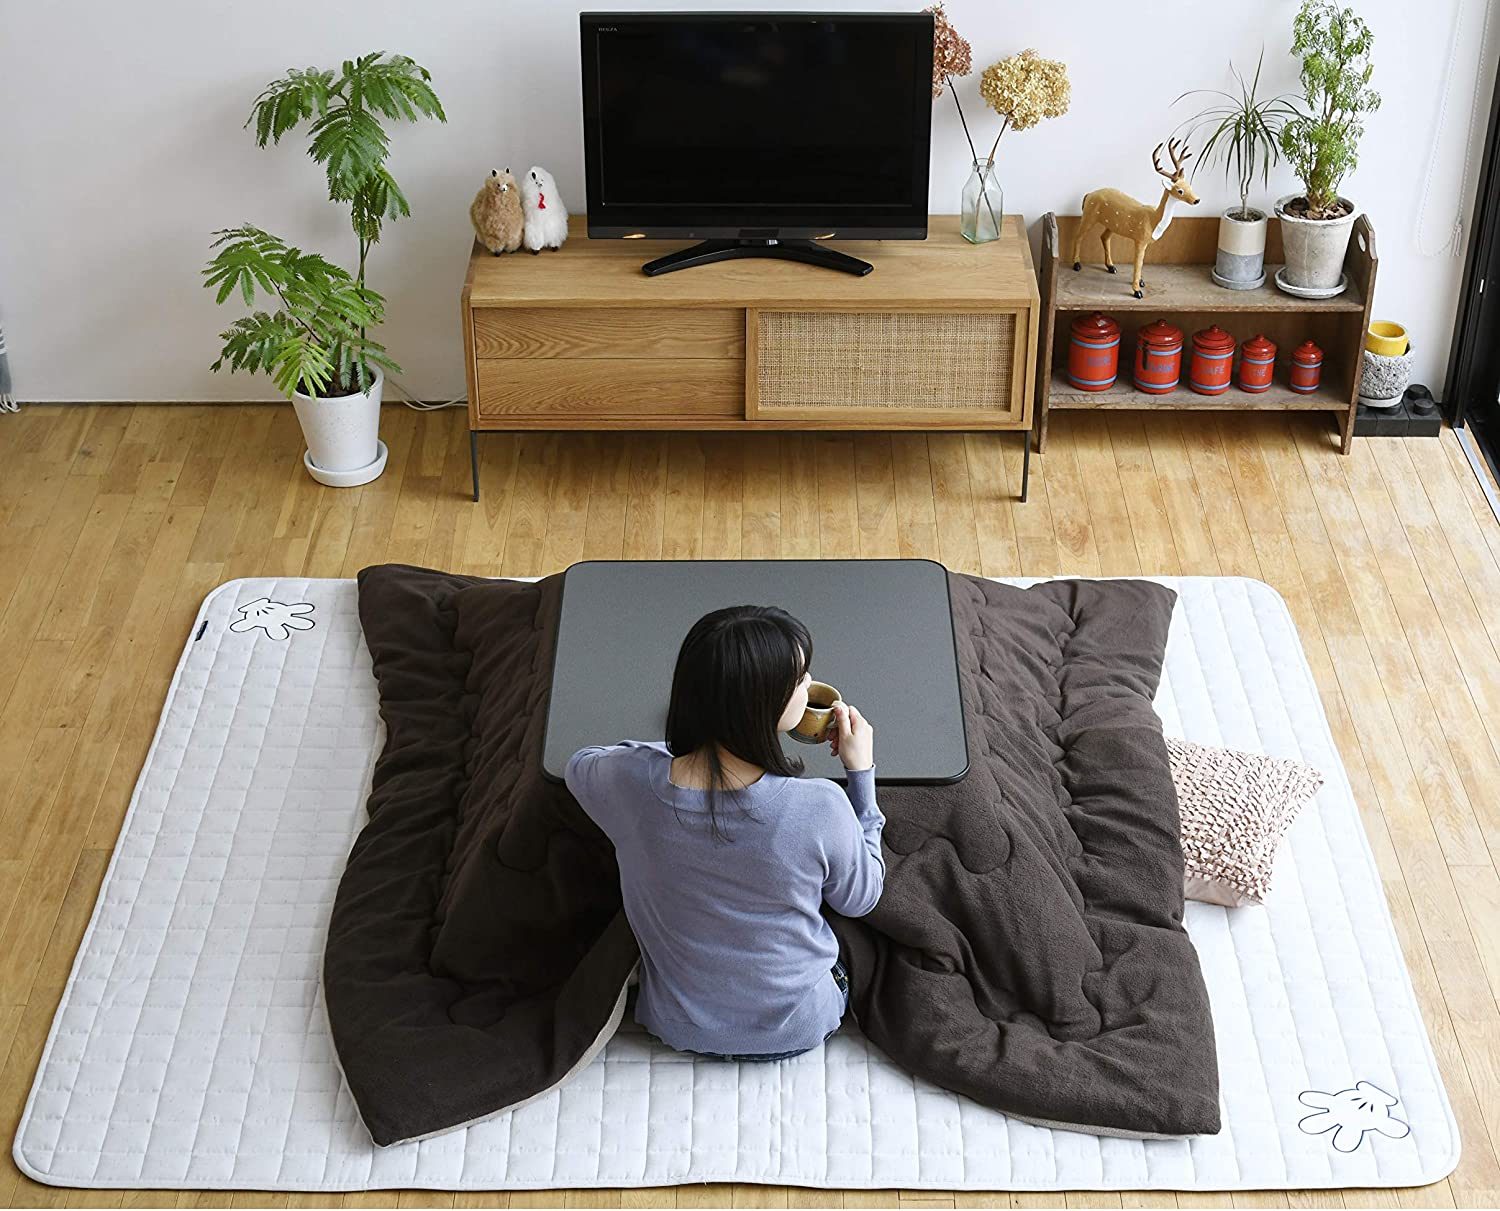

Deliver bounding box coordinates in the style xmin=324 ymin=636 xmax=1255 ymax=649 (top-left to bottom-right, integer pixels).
xmin=292 ymin=370 xmax=386 ymax=487
xmin=1275 ymin=194 xmax=1359 ymax=292
xmin=1212 ymin=207 xmax=1268 ymax=290
xmin=1359 ymin=345 xmax=1415 ymax=408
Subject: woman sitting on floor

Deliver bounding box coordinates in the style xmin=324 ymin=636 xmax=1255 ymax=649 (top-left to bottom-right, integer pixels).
xmin=565 ymin=604 xmax=885 ymax=1062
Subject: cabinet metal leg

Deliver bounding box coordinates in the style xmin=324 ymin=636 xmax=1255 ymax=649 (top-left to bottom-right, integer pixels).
xmin=470 ymin=430 xmax=480 ymax=502
xmin=1019 ymin=428 xmax=1031 ymax=502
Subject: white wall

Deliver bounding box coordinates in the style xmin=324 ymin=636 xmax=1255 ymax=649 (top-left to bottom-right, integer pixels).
xmin=0 ymin=0 xmax=1494 ymax=402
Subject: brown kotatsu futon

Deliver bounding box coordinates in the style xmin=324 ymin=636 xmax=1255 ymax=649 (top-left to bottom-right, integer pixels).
xmin=325 ymin=566 xmax=1219 ymax=1146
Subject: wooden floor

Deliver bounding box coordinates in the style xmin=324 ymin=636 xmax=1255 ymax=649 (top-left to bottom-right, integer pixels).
xmin=2 ymin=404 xmax=1500 ymax=1210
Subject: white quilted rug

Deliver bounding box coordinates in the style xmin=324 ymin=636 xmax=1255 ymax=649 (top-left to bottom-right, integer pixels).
xmin=13 ymin=576 xmax=1459 ymax=1192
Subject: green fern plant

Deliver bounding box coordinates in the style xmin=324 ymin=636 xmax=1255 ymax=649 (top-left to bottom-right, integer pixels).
xmin=205 ymin=226 xmax=397 ymax=399
xmin=205 ymin=53 xmax=444 ymax=398
xmin=1280 ymin=0 xmax=1380 ymax=217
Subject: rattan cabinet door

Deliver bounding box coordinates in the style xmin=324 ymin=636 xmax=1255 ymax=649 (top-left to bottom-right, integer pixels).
xmin=747 ymin=309 xmax=1032 ymax=428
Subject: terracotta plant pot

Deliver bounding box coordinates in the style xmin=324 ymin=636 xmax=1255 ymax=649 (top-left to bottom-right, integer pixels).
xmin=1212 ymin=207 xmax=1268 ymax=290
xmin=1275 ymin=195 xmax=1359 ymax=293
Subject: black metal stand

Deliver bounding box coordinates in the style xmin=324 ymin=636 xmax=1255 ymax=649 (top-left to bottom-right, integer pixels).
xmin=641 ymin=239 xmax=873 ymax=277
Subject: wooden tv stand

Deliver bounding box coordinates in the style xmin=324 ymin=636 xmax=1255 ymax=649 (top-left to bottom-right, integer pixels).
xmin=460 ymin=215 xmax=1040 ymax=500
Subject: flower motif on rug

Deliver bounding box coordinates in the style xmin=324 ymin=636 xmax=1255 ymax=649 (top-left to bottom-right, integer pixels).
xmin=230 ymin=598 xmax=316 ymax=641
xmin=1298 ymin=1082 xmax=1411 ymax=1152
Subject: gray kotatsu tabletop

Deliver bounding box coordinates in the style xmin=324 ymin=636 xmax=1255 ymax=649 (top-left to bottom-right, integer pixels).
xmin=543 ymin=559 xmax=969 ymax=784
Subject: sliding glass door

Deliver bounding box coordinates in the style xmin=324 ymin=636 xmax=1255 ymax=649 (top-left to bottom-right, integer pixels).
xmin=1447 ymin=55 xmax=1500 ymax=454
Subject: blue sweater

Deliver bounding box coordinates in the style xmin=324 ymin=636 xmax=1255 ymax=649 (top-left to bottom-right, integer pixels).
xmin=564 ymin=741 xmax=886 ymax=1056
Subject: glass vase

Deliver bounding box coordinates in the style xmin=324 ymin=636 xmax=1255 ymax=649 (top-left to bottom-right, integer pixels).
xmin=961 ymin=158 xmax=1004 ymax=244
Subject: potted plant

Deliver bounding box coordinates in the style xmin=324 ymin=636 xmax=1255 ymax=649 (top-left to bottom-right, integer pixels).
xmin=205 ymin=227 xmax=397 ymax=483
xmin=204 ymin=54 xmax=444 ymax=484
xmin=1178 ymin=52 xmax=1297 ymax=290
xmin=1276 ymin=0 xmax=1380 ymax=294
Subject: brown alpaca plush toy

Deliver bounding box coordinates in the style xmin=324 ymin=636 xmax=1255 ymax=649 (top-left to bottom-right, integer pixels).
xmin=470 ymin=168 xmax=524 ymax=255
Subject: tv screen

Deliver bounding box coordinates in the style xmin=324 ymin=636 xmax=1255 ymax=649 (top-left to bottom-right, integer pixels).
xmin=581 ymin=13 xmax=934 ymax=240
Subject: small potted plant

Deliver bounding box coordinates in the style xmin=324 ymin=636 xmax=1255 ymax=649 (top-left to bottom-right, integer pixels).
xmin=204 ymin=53 xmax=444 ymax=484
xmin=1276 ymin=0 xmax=1380 ymax=294
xmin=205 ymin=226 xmax=397 ymax=483
xmin=1178 ymin=52 xmax=1297 ymax=289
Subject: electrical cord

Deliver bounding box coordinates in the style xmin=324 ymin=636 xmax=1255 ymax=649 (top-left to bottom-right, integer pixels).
xmin=382 ymin=370 xmax=467 ymax=412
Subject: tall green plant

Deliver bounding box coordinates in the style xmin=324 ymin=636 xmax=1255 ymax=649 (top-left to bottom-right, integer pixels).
xmin=248 ymin=54 xmax=446 ymax=290
xmin=1177 ymin=51 xmax=1297 ymax=220
xmin=1280 ymin=0 xmax=1380 ymax=217
xmin=205 ymin=53 xmax=444 ymax=398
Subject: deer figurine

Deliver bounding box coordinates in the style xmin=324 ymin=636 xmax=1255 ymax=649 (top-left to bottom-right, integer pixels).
xmin=1072 ymin=139 xmax=1200 ymax=298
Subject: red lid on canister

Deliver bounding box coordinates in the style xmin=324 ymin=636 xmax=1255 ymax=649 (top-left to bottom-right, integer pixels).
xmin=1071 ymin=312 xmax=1120 ymax=341
xmin=1138 ymin=318 xmax=1184 ymax=349
xmin=1193 ymin=324 xmax=1236 ymax=353
xmin=1293 ymin=339 xmax=1323 ymax=365
xmin=1241 ymin=334 xmax=1277 ymax=360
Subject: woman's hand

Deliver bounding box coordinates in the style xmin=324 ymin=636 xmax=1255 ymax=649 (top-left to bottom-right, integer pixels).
xmin=829 ymin=702 xmax=874 ymax=772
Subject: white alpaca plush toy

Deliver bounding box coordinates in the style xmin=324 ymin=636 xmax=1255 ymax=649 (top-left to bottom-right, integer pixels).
xmin=520 ymin=165 xmax=569 ymax=252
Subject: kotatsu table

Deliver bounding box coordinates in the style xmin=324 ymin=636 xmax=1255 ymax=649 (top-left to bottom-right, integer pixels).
xmin=542 ymin=558 xmax=970 ymax=784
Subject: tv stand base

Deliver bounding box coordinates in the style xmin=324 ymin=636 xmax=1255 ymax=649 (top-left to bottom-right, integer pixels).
xmin=641 ymin=238 xmax=874 ymax=277
xmin=470 ymin=425 xmax=1030 ymax=504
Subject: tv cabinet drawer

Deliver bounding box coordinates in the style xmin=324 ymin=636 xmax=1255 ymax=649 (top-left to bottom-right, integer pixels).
xmin=475 ymin=358 xmax=744 ymax=421
xmin=473 ymin=308 xmax=743 ymax=360
xmin=748 ymin=308 xmax=1032 ymax=427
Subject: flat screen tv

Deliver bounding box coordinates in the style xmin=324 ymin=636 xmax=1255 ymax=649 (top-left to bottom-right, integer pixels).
xmin=580 ymin=11 xmax=934 ymax=276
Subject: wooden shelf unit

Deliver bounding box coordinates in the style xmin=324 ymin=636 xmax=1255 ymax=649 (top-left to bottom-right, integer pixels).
xmin=1034 ymin=212 xmax=1377 ymax=453
xmin=460 ymin=215 xmax=1042 ymax=499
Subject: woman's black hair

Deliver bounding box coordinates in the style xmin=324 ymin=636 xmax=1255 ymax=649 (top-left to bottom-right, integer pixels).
xmin=664 ymin=604 xmax=812 ymax=841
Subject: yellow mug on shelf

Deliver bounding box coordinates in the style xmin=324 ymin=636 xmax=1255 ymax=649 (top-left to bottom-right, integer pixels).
xmin=1366 ymin=321 xmax=1409 ymax=357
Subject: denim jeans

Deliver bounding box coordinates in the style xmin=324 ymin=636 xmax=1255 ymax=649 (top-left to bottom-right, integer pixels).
xmin=695 ymin=960 xmax=850 ymax=1063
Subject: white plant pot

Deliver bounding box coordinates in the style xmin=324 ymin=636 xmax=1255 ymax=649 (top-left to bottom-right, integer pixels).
xmin=292 ymin=370 xmax=385 ymax=487
xmin=1275 ymin=194 xmax=1359 ymax=292
xmin=1212 ymin=207 xmax=1268 ymax=290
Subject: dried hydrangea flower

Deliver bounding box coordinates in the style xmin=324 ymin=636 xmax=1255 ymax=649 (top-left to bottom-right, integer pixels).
xmin=927 ymin=3 xmax=973 ymax=98
xmin=980 ymin=49 xmax=1071 ymax=133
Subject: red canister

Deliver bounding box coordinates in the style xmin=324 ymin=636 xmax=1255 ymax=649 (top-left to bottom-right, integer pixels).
xmin=1290 ymin=340 xmax=1324 ymax=393
xmin=1189 ymin=325 xmax=1236 ymax=395
xmin=1133 ymin=319 xmax=1185 ymax=395
xmin=1067 ymin=312 xmax=1121 ymax=391
xmin=1237 ymin=334 xmax=1277 ymax=393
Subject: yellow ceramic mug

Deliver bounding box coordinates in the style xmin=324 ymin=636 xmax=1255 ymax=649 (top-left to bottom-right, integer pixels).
xmin=1366 ymin=321 xmax=1409 ymax=357
xmin=790 ymin=681 xmax=842 ymax=744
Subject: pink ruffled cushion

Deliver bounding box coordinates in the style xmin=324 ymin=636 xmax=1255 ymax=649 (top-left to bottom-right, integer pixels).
xmin=1169 ymin=737 xmax=1324 ymax=907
